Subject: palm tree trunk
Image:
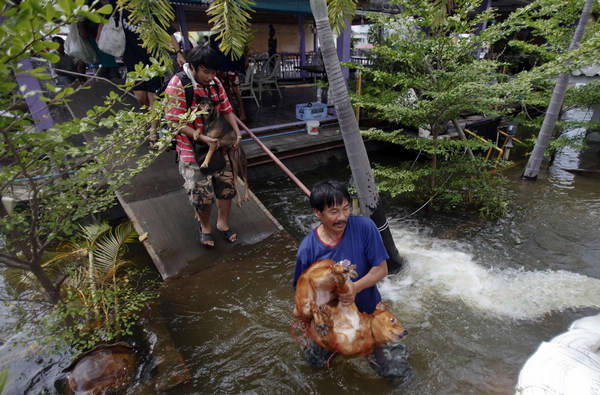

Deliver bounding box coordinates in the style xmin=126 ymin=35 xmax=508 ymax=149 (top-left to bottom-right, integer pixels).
xmin=522 ymin=0 xmax=594 ymax=180
xmin=310 ymin=0 xmax=403 ymax=273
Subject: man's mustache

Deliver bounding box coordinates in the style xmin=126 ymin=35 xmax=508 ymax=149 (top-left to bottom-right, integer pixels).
xmin=333 ymin=220 xmax=347 ymax=226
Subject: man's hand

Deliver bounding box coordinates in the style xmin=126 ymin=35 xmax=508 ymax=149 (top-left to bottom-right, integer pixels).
xmin=232 ymin=136 xmax=242 ymax=149
xmin=176 ymin=52 xmax=186 ymax=67
xmin=338 ymin=280 xmax=357 ymax=306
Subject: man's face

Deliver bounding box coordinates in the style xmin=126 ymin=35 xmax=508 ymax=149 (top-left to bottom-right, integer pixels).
xmin=192 ymin=65 xmax=217 ymax=86
xmin=314 ymin=198 xmax=350 ymax=234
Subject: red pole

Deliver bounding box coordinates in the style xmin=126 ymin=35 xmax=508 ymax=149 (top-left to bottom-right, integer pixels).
xmin=235 ymin=116 xmax=311 ymax=197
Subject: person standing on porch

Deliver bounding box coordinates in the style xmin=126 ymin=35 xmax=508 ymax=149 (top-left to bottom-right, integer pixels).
xmin=120 ymin=7 xmax=185 ymax=147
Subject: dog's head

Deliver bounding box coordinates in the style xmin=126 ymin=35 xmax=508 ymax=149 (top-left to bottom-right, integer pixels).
xmin=371 ymin=302 xmax=408 ymax=344
xmin=194 ymin=95 xmax=223 ymax=121
xmin=195 ymin=94 xmax=215 ymax=115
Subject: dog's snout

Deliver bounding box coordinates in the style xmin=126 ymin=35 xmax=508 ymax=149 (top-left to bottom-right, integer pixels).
xmin=402 ymin=329 xmax=408 ymax=337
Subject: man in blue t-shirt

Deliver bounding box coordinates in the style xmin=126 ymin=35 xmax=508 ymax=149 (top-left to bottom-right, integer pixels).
xmin=294 ymin=180 xmax=413 ymax=382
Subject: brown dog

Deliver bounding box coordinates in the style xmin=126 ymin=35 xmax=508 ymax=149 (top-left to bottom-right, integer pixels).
xmin=192 ymin=95 xmax=249 ymax=206
xmin=308 ymin=300 xmax=408 ymax=356
xmin=293 ymin=259 xmax=358 ymax=321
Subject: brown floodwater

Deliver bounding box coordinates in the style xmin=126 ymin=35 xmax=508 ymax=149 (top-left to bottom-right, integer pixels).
xmin=157 ymin=128 xmax=599 ymax=394
xmin=2 ymin=109 xmax=599 ymax=393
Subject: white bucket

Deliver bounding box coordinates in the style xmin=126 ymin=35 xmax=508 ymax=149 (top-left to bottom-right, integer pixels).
xmin=307 ymin=120 xmax=320 ymax=135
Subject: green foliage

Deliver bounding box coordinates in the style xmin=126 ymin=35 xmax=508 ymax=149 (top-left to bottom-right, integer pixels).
xmin=0 ymin=0 xmax=174 ymax=304
xmin=207 ymin=0 xmax=256 ymax=60
xmin=0 ymin=368 xmax=7 ymax=395
xmin=353 ymin=0 xmax=598 ymax=217
xmin=364 ymin=128 xmax=510 ymax=218
xmin=327 ymin=0 xmax=358 ymax=35
xmin=494 ymin=0 xmax=600 ymax=133
xmin=358 ymin=0 xmax=509 ymax=136
xmin=118 ymin=0 xmax=177 ymax=69
xmin=35 ymin=222 xmax=159 ymax=352
xmin=42 ymin=267 xmax=158 ymax=351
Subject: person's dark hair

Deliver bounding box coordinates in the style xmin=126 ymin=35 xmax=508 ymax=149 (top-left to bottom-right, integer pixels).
xmin=187 ymin=45 xmax=220 ymax=72
xmin=52 ymin=36 xmax=64 ymax=44
xmin=310 ymin=180 xmax=351 ymax=212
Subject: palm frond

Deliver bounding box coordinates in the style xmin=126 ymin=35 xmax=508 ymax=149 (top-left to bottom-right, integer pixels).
xmin=92 ymin=222 xmax=137 ymax=277
xmin=327 ymin=0 xmax=358 ymax=35
xmin=207 ymin=0 xmax=256 ymax=59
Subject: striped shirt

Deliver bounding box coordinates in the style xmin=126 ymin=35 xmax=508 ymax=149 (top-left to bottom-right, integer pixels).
xmin=164 ymin=69 xmax=233 ymax=162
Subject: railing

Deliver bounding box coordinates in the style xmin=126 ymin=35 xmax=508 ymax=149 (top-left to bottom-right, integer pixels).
xmin=248 ymin=51 xmax=373 ymax=81
xmin=464 ymin=128 xmax=504 ymax=166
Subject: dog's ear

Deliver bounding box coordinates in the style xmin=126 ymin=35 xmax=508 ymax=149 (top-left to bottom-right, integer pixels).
xmin=375 ymin=302 xmax=389 ymax=311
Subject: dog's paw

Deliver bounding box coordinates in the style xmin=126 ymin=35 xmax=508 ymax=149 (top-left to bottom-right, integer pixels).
xmin=316 ymin=323 xmax=329 ymax=337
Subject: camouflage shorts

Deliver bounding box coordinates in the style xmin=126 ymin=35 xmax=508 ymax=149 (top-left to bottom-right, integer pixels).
xmin=303 ymin=338 xmax=414 ymax=382
xmin=178 ymin=159 xmax=236 ymax=212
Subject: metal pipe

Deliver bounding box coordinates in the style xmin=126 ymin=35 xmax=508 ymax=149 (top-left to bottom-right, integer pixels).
xmin=235 ymin=116 xmax=311 ymax=197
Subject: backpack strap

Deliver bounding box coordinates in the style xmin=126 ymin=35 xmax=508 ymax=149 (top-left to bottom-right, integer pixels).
xmin=175 ymin=71 xmax=194 ymax=111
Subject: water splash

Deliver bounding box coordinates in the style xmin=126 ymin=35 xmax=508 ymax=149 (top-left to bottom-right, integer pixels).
xmin=380 ymin=224 xmax=600 ymax=320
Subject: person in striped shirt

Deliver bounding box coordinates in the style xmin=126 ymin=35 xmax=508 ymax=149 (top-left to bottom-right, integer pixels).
xmin=164 ymin=45 xmax=243 ymax=247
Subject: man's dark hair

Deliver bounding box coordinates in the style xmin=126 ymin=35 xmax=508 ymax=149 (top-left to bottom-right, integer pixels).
xmin=187 ymin=45 xmax=220 ymax=72
xmin=52 ymin=36 xmax=64 ymax=44
xmin=310 ymin=180 xmax=351 ymax=212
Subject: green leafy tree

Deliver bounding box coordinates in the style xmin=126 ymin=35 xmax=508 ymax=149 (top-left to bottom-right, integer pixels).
xmin=353 ymin=0 xmax=598 ymax=216
xmin=355 ymin=0 xmax=520 ymax=217
xmin=0 ymin=0 xmax=177 ymax=304
xmin=522 ymin=0 xmax=597 ymax=179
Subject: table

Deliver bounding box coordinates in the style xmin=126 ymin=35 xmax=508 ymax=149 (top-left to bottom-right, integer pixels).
xmin=295 ymin=65 xmax=327 ymax=82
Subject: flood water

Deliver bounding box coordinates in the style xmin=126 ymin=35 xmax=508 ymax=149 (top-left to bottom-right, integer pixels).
xmin=157 ymin=111 xmax=600 ymax=393
xmin=2 ymin=109 xmax=600 ymax=393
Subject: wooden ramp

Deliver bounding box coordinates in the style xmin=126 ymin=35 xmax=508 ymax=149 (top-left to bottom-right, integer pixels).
xmin=67 ymin=79 xmax=283 ymax=279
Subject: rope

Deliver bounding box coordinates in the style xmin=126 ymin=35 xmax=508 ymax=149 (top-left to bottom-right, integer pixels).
xmin=397 ymin=148 xmax=469 ymax=220
xmin=291 ymin=317 xmax=339 ymax=367
xmin=290 ymin=318 xmax=311 ymax=348
xmin=327 ymin=338 xmax=339 ymax=368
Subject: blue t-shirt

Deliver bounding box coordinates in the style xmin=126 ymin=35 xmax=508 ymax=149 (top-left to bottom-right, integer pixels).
xmin=294 ymin=215 xmax=389 ymax=314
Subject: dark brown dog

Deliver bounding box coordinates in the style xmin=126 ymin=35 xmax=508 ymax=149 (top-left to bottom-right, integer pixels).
xmin=193 ymin=95 xmax=249 ymax=206
xmin=309 ymin=300 xmax=408 ymax=356
xmin=293 ymin=259 xmax=358 ymax=321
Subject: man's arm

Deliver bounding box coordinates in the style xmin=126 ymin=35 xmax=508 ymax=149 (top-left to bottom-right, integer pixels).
xmin=170 ymin=33 xmax=186 ymax=67
xmin=338 ymin=260 xmax=388 ymax=305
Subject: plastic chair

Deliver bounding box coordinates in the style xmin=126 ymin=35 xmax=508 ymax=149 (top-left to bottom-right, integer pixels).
xmin=255 ymin=54 xmax=282 ymax=100
xmin=239 ymin=64 xmax=260 ymax=107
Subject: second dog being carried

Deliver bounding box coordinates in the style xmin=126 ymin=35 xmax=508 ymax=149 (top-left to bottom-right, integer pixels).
xmin=193 ymin=94 xmax=249 ymax=207
xmin=164 ymin=45 xmax=244 ymax=247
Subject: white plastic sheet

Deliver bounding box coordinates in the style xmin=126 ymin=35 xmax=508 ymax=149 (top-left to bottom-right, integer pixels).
xmin=516 ymin=314 xmax=600 ymax=394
